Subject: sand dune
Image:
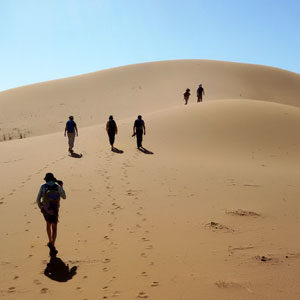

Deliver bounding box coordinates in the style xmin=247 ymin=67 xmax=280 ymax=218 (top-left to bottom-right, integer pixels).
xmin=1 ymin=60 xmax=300 ymax=300
xmin=0 ymin=59 xmax=300 ymax=140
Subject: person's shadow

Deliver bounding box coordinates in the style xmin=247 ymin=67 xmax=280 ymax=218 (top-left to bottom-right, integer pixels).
xmin=112 ymin=147 xmax=124 ymax=154
xmin=70 ymin=152 xmax=83 ymax=158
xmin=44 ymin=252 xmax=77 ymax=282
xmin=138 ymin=147 xmax=154 ymax=155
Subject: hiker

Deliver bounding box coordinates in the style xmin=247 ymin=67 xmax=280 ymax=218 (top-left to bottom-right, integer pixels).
xmin=106 ymin=115 xmax=118 ymax=150
xmin=64 ymin=116 xmax=78 ymax=153
xmin=133 ymin=115 xmax=146 ymax=149
xmin=36 ymin=173 xmax=66 ymax=254
xmin=197 ymin=84 xmax=205 ymax=102
xmin=183 ymin=88 xmax=191 ymax=105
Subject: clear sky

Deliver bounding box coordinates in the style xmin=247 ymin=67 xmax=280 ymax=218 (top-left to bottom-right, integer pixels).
xmin=0 ymin=0 xmax=299 ymax=91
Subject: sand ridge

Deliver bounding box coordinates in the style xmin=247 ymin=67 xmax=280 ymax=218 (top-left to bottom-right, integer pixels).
xmin=0 ymin=59 xmax=300 ymax=141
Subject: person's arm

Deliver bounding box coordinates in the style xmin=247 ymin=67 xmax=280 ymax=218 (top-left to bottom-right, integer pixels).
xmin=143 ymin=122 xmax=146 ymax=135
xmin=64 ymin=124 xmax=67 ymax=136
xmin=106 ymin=122 xmax=109 ymax=133
xmin=58 ymin=185 xmax=66 ymax=199
xmin=203 ymin=88 xmax=205 ymax=95
xmin=133 ymin=123 xmax=136 ymax=135
xmin=36 ymin=186 xmax=44 ymax=209
xmin=115 ymin=123 xmax=118 ymax=135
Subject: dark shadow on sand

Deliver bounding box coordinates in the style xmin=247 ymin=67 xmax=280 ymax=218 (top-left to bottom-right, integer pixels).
xmin=138 ymin=147 xmax=154 ymax=155
xmin=44 ymin=256 xmax=77 ymax=282
xmin=112 ymin=147 xmax=124 ymax=154
xmin=70 ymin=152 xmax=83 ymax=158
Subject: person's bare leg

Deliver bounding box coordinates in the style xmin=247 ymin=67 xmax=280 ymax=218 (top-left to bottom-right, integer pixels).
xmin=46 ymin=222 xmax=52 ymax=244
xmin=51 ymin=223 xmax=57 ymax=246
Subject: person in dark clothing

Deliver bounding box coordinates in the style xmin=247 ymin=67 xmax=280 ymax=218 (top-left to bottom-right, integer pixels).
xmin=133 ymin=115 xmax=146 ymax=149
xmin=64 ymin=116 xmax=78 ymax=153
xmin=183 ymin=88 xmax=191 ymax=105
xmin=36 ymin=173 xmax=66 ymax=255
xmin=197 ymin=84 xmax=205 ymax=102
xmin=106 ymin=115 xmax=118 ymax=150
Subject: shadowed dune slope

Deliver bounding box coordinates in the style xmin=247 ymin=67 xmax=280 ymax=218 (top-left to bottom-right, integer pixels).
xmin=0 ymin=60 xmax=299 ymax=139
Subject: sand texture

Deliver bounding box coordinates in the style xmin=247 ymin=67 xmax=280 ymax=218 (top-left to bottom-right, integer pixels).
xmin=1 ymin=60 xmax=300 ymax=299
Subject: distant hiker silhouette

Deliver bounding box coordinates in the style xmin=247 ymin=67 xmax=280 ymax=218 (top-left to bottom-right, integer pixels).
xmin=106 ymin=115 xmax=118 ymax=151
xmin=197 ymin=84 xmax=205 ymax=102
xmin=64 ymin=116 xmax=78 ymax=154
xmin=36 ymin=173 xmax=66 ymax=255
xmin=133 ymin=115 xmax=146 ymax=149
xmin=183 ymin=88 xmax=191 ymax=105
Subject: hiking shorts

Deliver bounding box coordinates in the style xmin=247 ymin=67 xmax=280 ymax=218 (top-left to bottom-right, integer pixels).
xmin=67 ymin=132 xmax=75 ymax=149
xmin=41 ymin=208 xmax=59 ymax=224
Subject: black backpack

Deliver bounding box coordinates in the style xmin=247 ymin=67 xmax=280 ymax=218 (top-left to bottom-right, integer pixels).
xmin=44 ymin=184 xmax=60 ymax=202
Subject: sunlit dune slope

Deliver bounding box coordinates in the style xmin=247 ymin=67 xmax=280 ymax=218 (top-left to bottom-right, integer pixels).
xmin=0 ymin=60 xmax=299 ymax=140
xmin=148 ymin=100 xmax=300 ymax=167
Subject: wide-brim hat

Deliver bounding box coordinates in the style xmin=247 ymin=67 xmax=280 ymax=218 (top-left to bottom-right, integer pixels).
xmin=44 ymin=173 xmax=56 ymax=182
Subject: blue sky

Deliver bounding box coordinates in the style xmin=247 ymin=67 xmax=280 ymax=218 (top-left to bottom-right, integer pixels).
xmin=0 ymin=0 xmax=299 ymax=91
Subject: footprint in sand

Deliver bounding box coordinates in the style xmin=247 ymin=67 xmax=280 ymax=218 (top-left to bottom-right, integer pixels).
xmin=0 ymin=201 xmax=4 ymax=205
xmin=205 ymin=221 xmax=234 ymax=233
xmin=103 ymin=267 xmax=109 ymax=272
xmin=215 ymin=280 xmax=243 ymax=289
xmin=137 ymin=292 xmax=148 ymax=298
xmin=8 ymin=287 xmax=16 ymax=293
xmin=141 ymin=237 xmax=150 ymax=242
xmin=33 ymin=279 xmax=41 ymax=285
xmin=112 ymin=290 xmax=121 ymax=297
xmin=151 ymin=281 xmax=159 ymax=287
xmin=102 ymin=258 xmax=111 ymax=263
xmin=228 ymin=245 xmax=254 ymax=255
xmin=40 ymin=288 xmax=48 ymax=294
xmin=140 ymin=253 xmax=147 ymax=258
xmin=145 ymin=245 xmax=153 ymax=250
xmin=226 ymin=209 xmax=260 ymax=217
xmin=255 ymin=255 xmax=273 ymax=262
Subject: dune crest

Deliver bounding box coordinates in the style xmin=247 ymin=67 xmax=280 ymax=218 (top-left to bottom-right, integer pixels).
xmin=0 ymin=60 xmax=299 ymax=141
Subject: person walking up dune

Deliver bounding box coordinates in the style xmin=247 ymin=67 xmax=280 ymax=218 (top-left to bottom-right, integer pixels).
xmin=36 ymin=173 xmax=66 ymax=256
xmin=106 ymin=115 xmax=118 ymax=151
xmin=197 ymin=84 xmax=205 ymax=102
xmin=64 ymin=116 xmax=78 ymax=154
xmin=133 ymin=115 xmax=146 ymax=149
xmin=183 ymin=88 xmax=191 ymax=105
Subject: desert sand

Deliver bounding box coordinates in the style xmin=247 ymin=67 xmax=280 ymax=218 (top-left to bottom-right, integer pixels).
xmin=1 ymin=60 xmax=300 ymax=299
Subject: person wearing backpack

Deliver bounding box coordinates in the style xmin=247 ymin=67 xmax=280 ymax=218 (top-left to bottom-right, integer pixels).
xmin=64 ymin=116 xmax=78 ymax=153
xmin=197 ymin=84 xmax=205 ymax=102
xmin=36 ymin=173 xmax=66 ymax=253
xmin=106 ymin=115 xmax=118 ymax=150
